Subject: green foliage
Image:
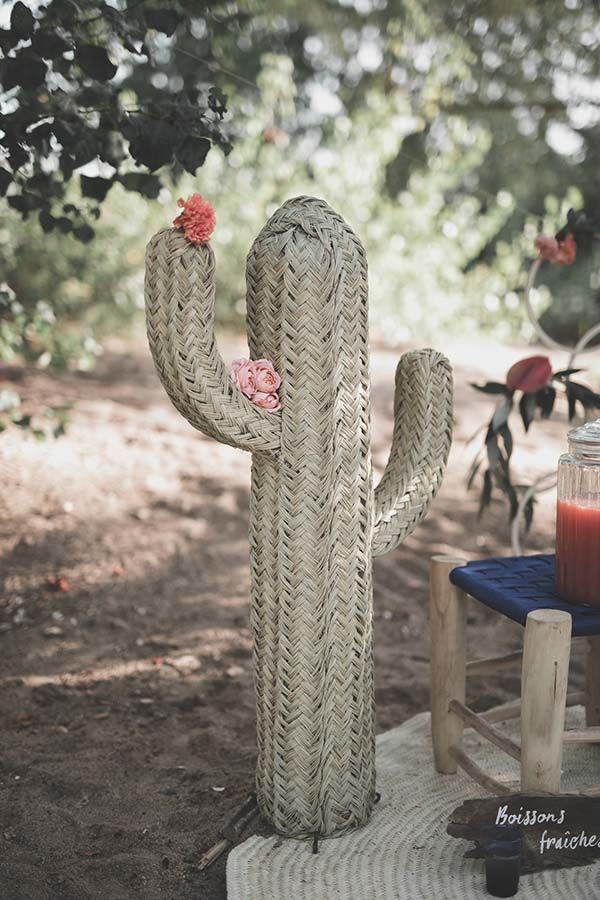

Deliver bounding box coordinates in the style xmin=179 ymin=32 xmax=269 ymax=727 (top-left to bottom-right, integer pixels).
xmin=0 ymin=184 xmax=154 ymax=370
xmin=0 ymin=0 xmax=234 ymax=239
xmin=3 ymin=0 xmax=600 ymax=375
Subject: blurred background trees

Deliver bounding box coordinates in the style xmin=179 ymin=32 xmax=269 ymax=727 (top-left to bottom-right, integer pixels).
xmin=1 ymin=0 xmax=600 ymax=381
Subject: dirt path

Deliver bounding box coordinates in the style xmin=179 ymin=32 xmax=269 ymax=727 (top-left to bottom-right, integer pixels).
xmin=0 ymin=335 xmax=580 ymax=900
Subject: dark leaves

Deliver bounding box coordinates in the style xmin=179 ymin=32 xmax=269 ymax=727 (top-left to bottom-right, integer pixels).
xmin=123 ymin=116 xmax=178 ymax=171
xmin=565 ymin=381 xmax=600 ymax=421
xmin=6 ymin=140 xmax=30 ymax=171
xmin=75 ymin=44 xmax=118 ymax=81
xmin=31 ymin=30 xmax=70 ymax=58
xmin=118 ymin=172 xmax=162 ymax=198
xmin=536 ymin=385 xmax=556 ymax=419
xmin=519 ymin=392 xmax=537 ymax=433
xmin=80 ymin=175 xmax=114 ymax=202
xmin=176 ymin=136 xmax=211 ymax=175
xmin=479 ymin=468 xmax=493 ymax=517
xmin=553 ymin=368 xmax=583 ymax=380
xmin=145 ymin=9 xmax=182 ymax=36
xmin=73 ymin=224 xmax=95 ymax=243
xmin=1 ymin=3 xmax=228 ymax=239
xmin=10 ymin=2 xmax=35 ymax=39
xmin=0 ymin=169 xmax=12 ymax=195
xmin=524 ymin=494 xmax=535 ymax=533
xmin=470 ymin=381 xmax=510 ymax=395
xmin=3 ymin=50 xmax=48 ymax=90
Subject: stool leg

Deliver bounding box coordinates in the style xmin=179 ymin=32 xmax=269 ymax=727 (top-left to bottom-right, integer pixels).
xmin=585 ymin=635 xmax=600 ymax=727
xmin=521 ymin=609 xmax=572 ymax=793
xmin=430 ymin=555 xmax=467 ymax=774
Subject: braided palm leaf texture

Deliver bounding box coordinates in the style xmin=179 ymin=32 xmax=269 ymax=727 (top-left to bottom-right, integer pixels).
xmin=145 ymin=196 xmax=453 ymax=837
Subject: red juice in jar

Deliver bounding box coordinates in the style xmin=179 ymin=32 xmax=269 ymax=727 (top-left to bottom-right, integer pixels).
xmin=556 ymin=420 xmax=600 ymax=608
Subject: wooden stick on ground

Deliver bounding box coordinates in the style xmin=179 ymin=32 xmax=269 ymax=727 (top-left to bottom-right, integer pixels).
xmin=199 ymin=793 xmax=259 ymax=872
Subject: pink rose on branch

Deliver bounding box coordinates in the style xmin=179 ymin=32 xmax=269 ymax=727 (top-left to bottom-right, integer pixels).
xmin=230 ymin=358 xmax=281 ymax=412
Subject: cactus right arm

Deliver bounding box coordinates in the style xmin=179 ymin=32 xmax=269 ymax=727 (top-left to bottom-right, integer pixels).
xmin=145 ymin=228 xmax=281 ymax=453
xmin=371 ymin=349 xmax=453 ymax=557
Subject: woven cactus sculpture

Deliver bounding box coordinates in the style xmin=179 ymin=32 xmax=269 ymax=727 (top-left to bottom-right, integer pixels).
xmin=145 ymin=195 xmax=453 ymax=837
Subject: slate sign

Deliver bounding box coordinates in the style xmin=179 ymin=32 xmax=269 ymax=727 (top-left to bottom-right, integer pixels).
xmin=448 ymin=793 xmax=600 ymax=873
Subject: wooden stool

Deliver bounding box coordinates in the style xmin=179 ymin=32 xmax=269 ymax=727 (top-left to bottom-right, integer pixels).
xmin=430 ymin=554 xmax=600 ymax=795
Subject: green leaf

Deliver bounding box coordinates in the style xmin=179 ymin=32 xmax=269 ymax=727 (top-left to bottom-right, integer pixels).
xmin=124 ymin=117 xmax=178 ymax=171
xmin=75 ymin=44 xmax=118 ymax=81
xmin=8 ymin=193 xmax=35 ymax=214
xmin=118 ymin=172 xmax=162 ymax=198
xmin=466 ymin=456 xmax=483 ymax=491
xmin=524 ymin=493 xmax=536 ymax=533
xmin=80 ymin=174 xmax=114 ymax=202
xmin=498 ymin=423 xmax=513 ymax=460
xmin=11 ymin=2 xmax=35 ymax=39
xmin=470 ymin=381 xmax=509 ymax=396
xmin=55 ymin=216 xmax=72 ymax=233
xmin=46 ymin=0 xmax=82 ymax=25
xmin=518 ymin=392 xmax=537 ymax=433
xmin=31 ymin=29 xmax=70 ymax=58
xmin=39 ymin=210 xmax=56 ymax=232
xmin=535 ymin=385 xmax=556 ymax=419
xmin=176 ymin=136 xmax=211 ymax=175
xmin=6 ymin=140 xmax=29 ymax=171
xmin=554 ymin=368 xmax=583 ymax=380
xmin=73 ymin=224 xmax=95 ymax=242
xmin=145 ymin=9 xmax=181 ymax=35
xmin=3 ymin=50 xmax=48 ymax=90
xmin=478 ymin=468 xmax=493 ymax=518
xmin=489 ymin=397 xmax=512 ymax=434
xmin=0 ymin=168 xmax=12 ymax=196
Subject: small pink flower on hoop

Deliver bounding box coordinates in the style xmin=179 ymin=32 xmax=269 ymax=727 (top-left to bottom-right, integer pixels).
xmin=173 ymin=193 xmax=216 ymax=244
xmin=230 ymin=358 xmax=281 ymax=412
xmin=534 ymin=232 xmax=576 ymax=266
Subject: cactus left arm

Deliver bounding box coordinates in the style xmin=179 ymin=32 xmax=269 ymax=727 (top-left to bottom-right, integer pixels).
xmin=371 ymin=349 xmax=453 ymax=558
xmin=145 ymin=228 xmax=281 ymax=454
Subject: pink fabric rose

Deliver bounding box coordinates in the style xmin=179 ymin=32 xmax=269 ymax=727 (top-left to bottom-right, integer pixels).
xmin=253 ymin=359 xmax=281 ymax=393
xmin=230 ymin=358 xmax=281 ymax=412
xmin=230 ymin=358 xmax=256 ymax=398
xmin=253 ymin=391 xmax=281 ymax=412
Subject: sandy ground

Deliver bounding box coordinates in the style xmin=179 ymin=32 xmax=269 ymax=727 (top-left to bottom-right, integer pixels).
xmin=0 ymin=333 xmax=583 ymax=900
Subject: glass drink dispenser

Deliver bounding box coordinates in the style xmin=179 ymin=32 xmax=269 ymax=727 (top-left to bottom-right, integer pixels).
xmin=556 ymin=419 xmax=600 ymax=607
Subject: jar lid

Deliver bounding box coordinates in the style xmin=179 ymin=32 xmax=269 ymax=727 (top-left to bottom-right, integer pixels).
xmin=568 ymin=418 xmax=600 ymax=451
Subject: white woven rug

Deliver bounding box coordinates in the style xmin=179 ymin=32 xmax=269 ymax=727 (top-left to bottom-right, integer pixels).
xmin=227 ymin=709 xmax=600 ymax=899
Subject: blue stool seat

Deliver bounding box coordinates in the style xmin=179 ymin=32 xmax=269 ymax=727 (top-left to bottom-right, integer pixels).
xmin=449 ymin=554 xmax=600 ymax=638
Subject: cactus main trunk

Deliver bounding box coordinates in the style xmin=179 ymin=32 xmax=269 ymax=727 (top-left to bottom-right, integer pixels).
xmin=246 ymin=199 xmax=374 ymax=834
xmin=144 ymin=194 xmax=453 ymax=840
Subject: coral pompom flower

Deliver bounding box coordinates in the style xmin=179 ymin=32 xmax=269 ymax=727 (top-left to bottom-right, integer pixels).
xmin=173 ymin=193 xmax=216 ymax=244
xmin=506 ymin=355 xmax=552 ymax=394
